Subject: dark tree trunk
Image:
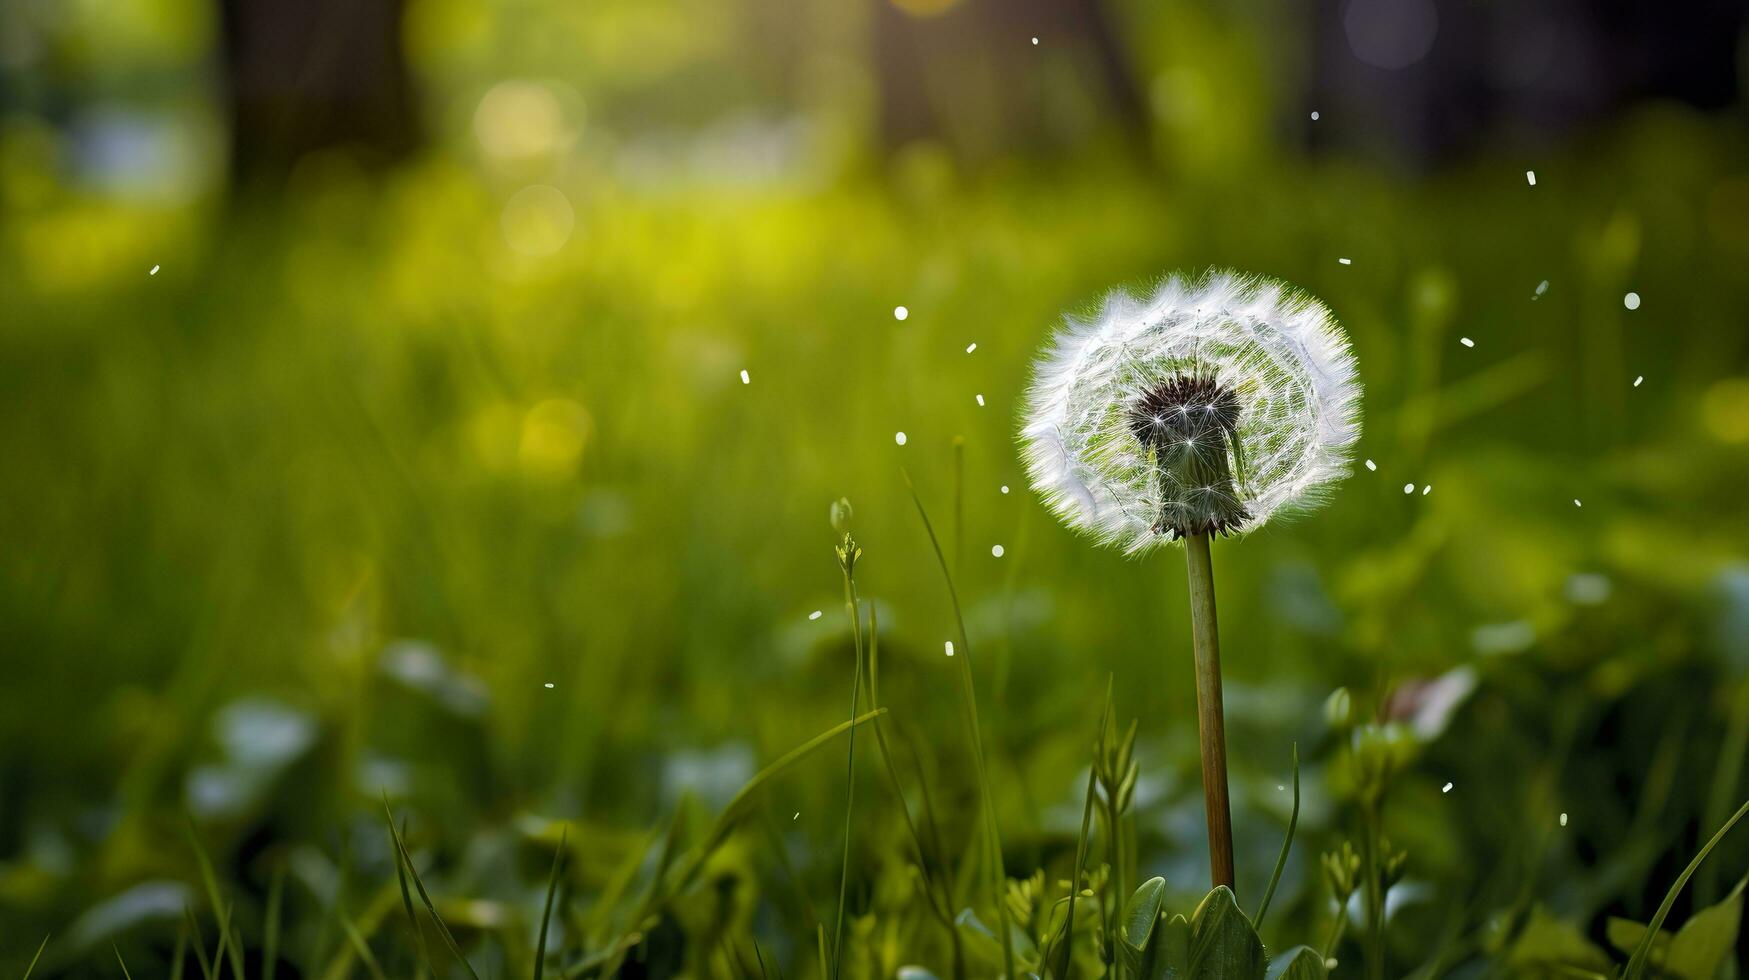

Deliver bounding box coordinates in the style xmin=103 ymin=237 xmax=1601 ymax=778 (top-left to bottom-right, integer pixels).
xmin=217 ymin=0 xmax=421 ymax=190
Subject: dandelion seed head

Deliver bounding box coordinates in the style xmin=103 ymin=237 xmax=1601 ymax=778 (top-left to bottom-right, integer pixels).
xmin=1020 ymin=270 xmax=1361 ymax=553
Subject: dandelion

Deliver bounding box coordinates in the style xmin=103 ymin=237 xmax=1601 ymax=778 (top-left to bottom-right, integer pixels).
xmin=1020 ymin=269 xmax=1361 ymax=889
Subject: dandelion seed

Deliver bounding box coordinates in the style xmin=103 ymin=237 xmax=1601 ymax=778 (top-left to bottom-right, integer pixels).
xmin=1422 ymin=484 xmax=1431 ymax=495
xmin=894 ymin=305 xmax=909 ymax=321
xmin=1020 ymin=270 xmax=1361 ymax=551
xmin=895 ymin=431 xmax=907 ymax=446
xmin=1310 ymin=110 xmax=1320 ymax=121
xmin=1442 ymin=782 xmax=1453 ymax=793
xmin=1460 ymin=337 xmax=1474 ymax=348
xmin=1559 ymin=812 xmax=1568 ymax=827
xmin=1533 ymin=280 xmax=1549 ymax=300
xmin=1574 ymin=499 xmax=1582 ymax=507
xmin=149 ymin=264 xmax=161 ymax=276
xmin=944 ymin=641 xmax=955 ymax=657
xmin=991 ymin=544 xmax=1005 ymax=558
xmin=976 ymin=393 xmax=986 ymax=406
xmin=1525 ymin=170 xmax=1536 ymax=186
xmin=1000 ymin=485 xmax=1010 ymax=494
xmin=1624 ymin=292 xmax=1640 ymax=310
xmin=1338 ymin=257 xmax=1352 ymax=266
xmin=1634 ymin=375 xmax=1643 ymax=387
xmin=1404 ymin=483 xmax=1415 ymax=494
xmin=1365 ymin=459 xmax=1377 ymax=471
xmin=808 ymin=610 xmax=822 ymax=621
xmin=966 ymin=342 xmax=978 ymax=353
xmin=544 ymin=682 xmax=554 ymax=689
xmin=740 ymin=369 xmax=750 ymax=384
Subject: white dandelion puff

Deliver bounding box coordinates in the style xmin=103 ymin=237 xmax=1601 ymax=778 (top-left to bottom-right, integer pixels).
xmin=1019 ymin=269 xmax=1361 ymax=553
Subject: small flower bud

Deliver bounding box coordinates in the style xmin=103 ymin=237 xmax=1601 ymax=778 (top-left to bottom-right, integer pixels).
xmin=1324 ymin=687 xmax=1353 ymax=731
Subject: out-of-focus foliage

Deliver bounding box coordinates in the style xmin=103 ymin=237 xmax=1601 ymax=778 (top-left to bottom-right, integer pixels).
xmin=3 ymin=0 xmax=1749 ymax=976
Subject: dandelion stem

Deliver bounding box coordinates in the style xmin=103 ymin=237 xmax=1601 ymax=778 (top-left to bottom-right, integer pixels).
xmin=830 ymin=567 xmax=865 ymax=980
xmin=1184 ymin=532 xmax=1236 ymax=891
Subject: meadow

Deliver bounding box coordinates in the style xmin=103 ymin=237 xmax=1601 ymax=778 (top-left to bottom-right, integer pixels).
xmin=5 ymin=9 xmax=1749 ymax=975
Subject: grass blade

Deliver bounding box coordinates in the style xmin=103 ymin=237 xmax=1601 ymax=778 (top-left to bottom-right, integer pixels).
xmin=830 ymin=568 xmax=868 ymax=980
xmin=386 ymin=806 xmax=433 ymax=976
xmin=264 ymin=862 xmax=284 ymax=980
xmin=903 ymin=467 xmax=1016 ymax=980
xmin=21 ymin=935 xmax=49 ymax=980
xmin=1626 ymin=796 xmax=1749 ymax=979
xmin=184 ymin=906 xmax=217 ymax=980
xmin=171 ymin=922 xmax=188 ymax=980
xmin=1046 ymin=678 xmax=1113 ymax=979
xmin=113 ymin=944 xmax=135 ymax=980
xmin=533 ymin=826 xmax=568 ymax=980
xmin=383 ymin=802 xmax=485 ymax=980
xmin=184 ymin=816 xmax=246 ymax=980
xmin=337 ymin=913 xmax=390 ymax=980
xmin=1254 ymin=742 xmax=1300 ymax=928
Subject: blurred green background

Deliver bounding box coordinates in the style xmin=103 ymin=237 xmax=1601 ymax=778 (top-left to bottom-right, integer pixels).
xmin=4 ymin=0 xmax=1749 ymax=975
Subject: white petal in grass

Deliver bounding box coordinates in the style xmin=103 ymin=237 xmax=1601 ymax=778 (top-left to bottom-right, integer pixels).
xmin=149 ymin=264 xmax=161 ymax=276
xmin=1365 ymin=459 xmax=1377 ymax=471
xmin=1460 ymin=337 xmax=1474 ymax=348
xmin=1624 ymin=292 xmax=1640 ymax=310
xmin=976 ymin=393 xmax=986 ymax=406
xmin=991 ymin=544 xmax=1005 ymax=558
xmin=1404 ymin=483 xmax=1415 ymax=494
xmin=1634 ymin=375 xmax=1644 ymax=387
xmin=1338 ymin=257 xmax=1352 ymax=265
xmin=808 ymin=610 xmax=822 ymax=621
xmin=944 ymin=641 xmax=955 ymax=657
xmin=894 ymin=305 xmax=909 ymax=321
xmin=1526 ymin=170 xmax=1536 ymax=186
xmin=894 ymin=431 xmax=907 ymax=446
xmin=1442 ymin=782 xmax=1453 ymax=794
xmin=966 ymin=342 xmax=977 ymax=354
xmin=740 ymin=369 xmax=750 ymax=384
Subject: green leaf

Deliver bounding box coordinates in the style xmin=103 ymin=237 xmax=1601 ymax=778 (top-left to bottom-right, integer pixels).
xmin=1160 ymin=914 xmax=1191 ymax=980
xmin=1264 ymin=946 xmax=1327 ymax=980
xmin=1119 ymin=878 xmax=1168 ymax=980
xmin=1665 ymin=875 xmax=1745 ymax=980
xmin=1188 ymin=886 xmax=1266 ymax=980
xmin=1605 ymin=918 xmax=1670 ymax=961
xmin=1506 ymin=907 xmax=1611 ymax=973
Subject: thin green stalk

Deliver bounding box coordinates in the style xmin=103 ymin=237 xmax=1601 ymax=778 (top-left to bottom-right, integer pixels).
xmin=1361 ymin=798 xmax=1384 ymax=980
xmin=265 ymin=863 xmax=284 ymax=980
xmin=904 ymin=470 xmax=1015 ymax=980
xmin=114 ymin=944 xmax=135 ymax=980
xmin=533 ymin=827 xmax=568 ymax=980
xmin=1698 ymin=679 xmax=1749 ymax=903
xmin=1254 ymin=743 xmax=1301 ymax=928
xmin=1625 ymin=797 xmax=1749 ymax=979
xmin=830 ymin=565 xmax=867 ymax=979
xmin=1183 ymin=533 xmax=1236 ymax=891
xmin=21 ymin=935 xmax=49 ymax=980
xmin=866 ymin=603 xmax=963 ymax=977
xmin=1044 ymin=679 xmax=1112 ymax=979
xmin=171 ymin=924 xmax=187 ymax=980
xmin=1321 ymin=907 xmax=1347 ymax=961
